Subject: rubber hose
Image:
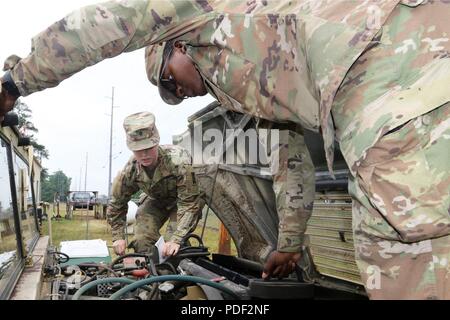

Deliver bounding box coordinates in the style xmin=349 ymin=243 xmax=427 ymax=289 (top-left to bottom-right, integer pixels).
xmin=181 ymin=234 xmax=205 ymax=247
xmin=178 ymin=246 xmax=209 ymax=254
xmin=156 ymin=262 xmax=177 ymax=274
xmin=72 ymin=278 xmax=152 ymax=300
xmin=53 ymin=251 xmax=70 ymax=264
xmin=109 ymin=275 xmax=241 ymax=300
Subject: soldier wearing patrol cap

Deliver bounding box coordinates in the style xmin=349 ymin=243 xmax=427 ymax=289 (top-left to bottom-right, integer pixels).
xmin=108 ymin=112 xmax=205 ymax=259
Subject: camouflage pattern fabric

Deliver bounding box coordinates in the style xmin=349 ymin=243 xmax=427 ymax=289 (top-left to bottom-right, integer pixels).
xmin=333 ymin=1 xmax=450 ymax=174
xmin=107 ymin=145 xmax=204 ymax=244
xmin=3 ymin=55 xmax=21 ymax=72
xmin=7 ymin=0 xmax=404 ymax=174
xmin=275 ymin=129 xmax=315 ymax=252
xmin=129 ymin=194 xmax=178 ymax=253
xmin=123 ymin=112 xmax=160 ymax=151
xmin=351 ymin=102 xmax=450 ymax=300
xmin=332 ymin=3 xmax=450 ymax=299
xmin=263 ymin=123 xmax=315 ymax=253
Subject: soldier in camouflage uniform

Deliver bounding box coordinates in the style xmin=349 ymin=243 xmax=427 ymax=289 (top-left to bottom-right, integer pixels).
xmin=331 ymin=3 xmax=450 ymax=299
xmin=0 ymin=0 xmax=449 ymax=298
xmin=108 ymin=111 xmax=204 ymax=258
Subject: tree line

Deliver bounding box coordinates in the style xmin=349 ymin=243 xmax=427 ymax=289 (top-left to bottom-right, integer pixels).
xmin=16 ymin=100 xmax=71 ymax=202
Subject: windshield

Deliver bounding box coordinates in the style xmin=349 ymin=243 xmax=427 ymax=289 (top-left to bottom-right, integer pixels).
xmin=72 ymin=193 xmax=91 ymax=200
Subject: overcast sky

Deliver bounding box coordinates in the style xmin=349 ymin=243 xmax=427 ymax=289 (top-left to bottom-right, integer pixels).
xmin=0 ymin=0 xmax=215 ymax=195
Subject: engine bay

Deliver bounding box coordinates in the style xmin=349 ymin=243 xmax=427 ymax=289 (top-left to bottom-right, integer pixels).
xmin=42 ymin=234 xmax=315 ymax=301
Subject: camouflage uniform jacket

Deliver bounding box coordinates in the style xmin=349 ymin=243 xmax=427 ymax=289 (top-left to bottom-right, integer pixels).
xmin=108 ymin=145 xmax=203 ymax=243
xmin=9 ymin=0 xmax=417 ymax=174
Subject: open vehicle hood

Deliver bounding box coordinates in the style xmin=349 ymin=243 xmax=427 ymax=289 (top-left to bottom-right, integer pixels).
xmin=175 ymin=103 xmax=365 ymax=296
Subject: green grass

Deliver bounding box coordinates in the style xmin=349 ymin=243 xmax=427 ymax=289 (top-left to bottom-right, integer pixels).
xmin=194 ymin=211 xmax=238 ymax=256
xmin=1 ymin=216 xmax=39 ymax=253
xmin=0 ymin=234 xmax=16 ymax=253
xmin=42 ymin=217 xmax=112 ymax=247
xmin=41 ymin=204 xmax=237 ymax=257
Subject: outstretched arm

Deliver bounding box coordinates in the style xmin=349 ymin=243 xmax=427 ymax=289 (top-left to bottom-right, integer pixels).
xmin=0 ymin=0 xmax=211 ymax=119
xmin=11 ymin=0 xmax=209 ymax=96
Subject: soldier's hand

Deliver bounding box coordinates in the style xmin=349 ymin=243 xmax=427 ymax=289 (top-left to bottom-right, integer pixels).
xmin=113 ymin=239 xmax=127 ymax=256
xmin=0 ymin=79 xmax=18 ymax=122
xmin=262 ymin=251 xmax=301 ymax=280
xmin=162 ymin=242 xmax=181 ymax=257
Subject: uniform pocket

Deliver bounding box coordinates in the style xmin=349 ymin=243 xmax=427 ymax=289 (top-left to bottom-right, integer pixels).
xmin=356 ymin=119 xmax=450 ymax=242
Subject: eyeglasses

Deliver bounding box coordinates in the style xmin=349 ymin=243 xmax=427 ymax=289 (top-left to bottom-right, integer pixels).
xmin=159 ymin=45 xmax=188 ymax=100
xmin=160 ymin=74 xmax=179 ymax=94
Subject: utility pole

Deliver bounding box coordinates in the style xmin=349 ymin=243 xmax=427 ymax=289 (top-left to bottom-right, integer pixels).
xmin=79 ymin=166 xmax=82 ymax=191
xmin=107 ymin=87 xmax=115 ymax=200
xmin=84 ymin=153 xmax=88 ymax=192
xmin=84 ymin=152 xmax=89 ymax=240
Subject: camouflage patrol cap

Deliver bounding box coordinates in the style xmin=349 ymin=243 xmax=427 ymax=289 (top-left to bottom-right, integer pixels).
xmin=123 ymin=112 xmax=160 ymax=152
xmin=145 ymin=42 xmax=183 ymax=106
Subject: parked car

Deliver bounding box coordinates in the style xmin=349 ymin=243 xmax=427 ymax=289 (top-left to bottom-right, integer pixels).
xmin=69 ymin=192 xmax=95 ymax=211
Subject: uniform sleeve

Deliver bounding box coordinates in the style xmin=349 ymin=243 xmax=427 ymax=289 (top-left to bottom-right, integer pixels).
xmin=10 ymin=0 xmax=211 ymax=96
xmin=107 ymin=163 xmax=140 ymax=242
xmin=274 ymin=129 xmax=316 ymax=253
xmin=169 ymin=164 xmax=205 ymax=244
